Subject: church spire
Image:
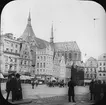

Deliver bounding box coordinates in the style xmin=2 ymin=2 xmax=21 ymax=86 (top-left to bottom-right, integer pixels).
xmin=50 ymin=22 xmax=54 ymax=43
xmin=28 ymin=11 xmax=31 ymax=26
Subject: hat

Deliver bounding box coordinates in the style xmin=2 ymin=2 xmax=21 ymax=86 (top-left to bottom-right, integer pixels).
xmin=16 ymin=73 xmax=20 ymax=78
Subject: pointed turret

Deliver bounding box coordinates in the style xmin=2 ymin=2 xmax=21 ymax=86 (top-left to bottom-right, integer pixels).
xmin=28 ymin=11 xmax=31 ymax=26
xmin=20 ymin=12 xmax=36 ymax=41
xmin=50 ymin=22 xmax=54 ymax=43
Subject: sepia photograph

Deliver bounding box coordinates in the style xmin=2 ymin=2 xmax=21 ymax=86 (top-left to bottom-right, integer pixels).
xmin=0 ymin=0 xmax=106 ymax=105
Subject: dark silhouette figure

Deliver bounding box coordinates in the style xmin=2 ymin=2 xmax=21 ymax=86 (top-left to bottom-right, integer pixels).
xmin=89 ymin=79 xmax=95 ymax=101
xmin=16 ymin=73 xmax=23 ymax=100
xmin=6 ymin=74 xmax=11 ymax=101
xmin=102 ymin=81 xmax=106 ymax=102
xmin=95 ymin=80 xmax=102 ymax=103
xmin=68 ymin=77 xmax=76 ymax=102
xmin=31 ymin=80 xmax=35 ymax=89
xmin=10 ymin=73 xmax=17 ymax=102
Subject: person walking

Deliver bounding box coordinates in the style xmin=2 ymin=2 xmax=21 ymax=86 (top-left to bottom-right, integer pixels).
xmin=35 ymin=80 xmax=38 ymax=87
xmin=16 ymin=73 xmax=23 ymax=100
xmin=68 ymin=77 xmax=76 ymax=103
xmin=10 ymin=73 xmax=17 ymax=102
xmin=6 ymin=74 xmax=11 ymax=101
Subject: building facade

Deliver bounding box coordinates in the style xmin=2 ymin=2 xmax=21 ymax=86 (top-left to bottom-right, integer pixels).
xmin=0 ymin=13 xmax=81 ymax=80
xmin=97 ymin=53 xmax=106 ymax=80
xmin=0 ymin=33 xmax=20 ymax=74
xmin=84 ymin=57 xmax=98 ymax=80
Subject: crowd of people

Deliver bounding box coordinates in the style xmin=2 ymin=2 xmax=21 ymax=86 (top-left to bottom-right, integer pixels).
xmin=5 ymin=73 xmax=22 ymax=102
xmin=89 ymin=79 xmax=106 ymax=103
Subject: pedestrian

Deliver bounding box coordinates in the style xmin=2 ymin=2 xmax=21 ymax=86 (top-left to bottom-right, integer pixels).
xmin=16 ymin=73 xmax=23 ymax=100
xmin=89 ymin=79 xmax=95 ymax=101
xmin=102 ymin=81 xmax=106 ymax=100
xmin=10 ymin=73 xmax=17 ymax=102
xmin=35 ymin=80 xmax=38 ymax=87
xmin=31 ymin=80 xmax=35 ymax=89
xmin=95 ymin=80 xmax=102 ymax=103
xmin=6 ymin=74 xmax=11 ymax=101
xmin=68 ymin=77 xmax=76 ymax=103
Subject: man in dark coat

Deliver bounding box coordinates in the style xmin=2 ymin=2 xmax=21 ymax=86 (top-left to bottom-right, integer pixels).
xmin=16 ymin=73 xmax=23 ymax=100
xmin=89 ymin=79 xmax=95 ymax=101
xmin=10 ymin=73 xmax=17 ymax=102
xmin=68 ymin=77 xmax=76 ymax=102
xmin=6 ymin=74 xmax=11 ymax=101
xmin=95 ymin=80 xmax=102 ymax=103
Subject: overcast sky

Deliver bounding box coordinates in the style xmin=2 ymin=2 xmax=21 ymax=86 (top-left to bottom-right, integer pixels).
xmin=1 ymin=0 xmax=106 ymax=62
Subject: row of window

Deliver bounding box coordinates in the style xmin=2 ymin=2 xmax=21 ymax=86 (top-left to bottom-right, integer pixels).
xmin=20 ymin=60 xmax=31 ymax=65
xmin=37 ymin=56 xmax=46 ymax=60
xmin=85 ymin=68 xmax=96 ymax=73
xmin=37 ymin=56 xmax=53 ymax=61
xmin=85 ymin=74 xmax=96 ymax=78
xmin=5 ymin=64 xmax=17 ymax=71
xmin=99 ymin=67 xmax=106 ymax=71
xmin=37 ymin=63 xmax=45 ymax=68
xmin=37 ymin=69 xmax=46 ymax=72
xmin=99 ymin=62 xmax=106 ymax=66
xmin=11 ymin=43 xmax=18 ymax=48
xmin=99 ymin=73 xmax=106 ymax=76
xmin=5 ymin=40 xmax=18 ymax=48
xmin=5 ymin=56 xmax=17 ymax=62
xmin=5 ymin=48 xmax=18 ymax=53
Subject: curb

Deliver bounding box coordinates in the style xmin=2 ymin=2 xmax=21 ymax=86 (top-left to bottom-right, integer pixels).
xmin=8 ymin=99 xmax=32 ymax=105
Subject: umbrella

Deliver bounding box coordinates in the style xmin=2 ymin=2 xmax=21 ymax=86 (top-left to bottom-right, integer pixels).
xmin=0 ymin=73 xmax=4 ymax=79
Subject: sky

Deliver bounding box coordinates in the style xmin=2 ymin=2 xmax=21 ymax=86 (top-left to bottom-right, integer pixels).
xmin=1 ymin=0 xmax=106 ymax=62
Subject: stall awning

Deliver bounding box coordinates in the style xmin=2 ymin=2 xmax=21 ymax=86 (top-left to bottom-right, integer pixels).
xmin=20 ymin=75 xmax=31 ymax=80
xmin=84 ymin=80 xmax=91 ymax=83
xmin=0 ymin=73 xmax=4 ymax=79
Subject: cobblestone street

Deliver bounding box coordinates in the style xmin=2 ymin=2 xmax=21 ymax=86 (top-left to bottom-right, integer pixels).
xmin=1 ymin=83 xmax=93 ymax=105
xmin=19 ymin=94 xmax=93 ymax=105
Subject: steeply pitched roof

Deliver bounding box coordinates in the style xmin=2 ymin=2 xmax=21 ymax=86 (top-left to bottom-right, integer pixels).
xmin=34 ymin=37 xmax=49 ymax=49
xmin=20 ymin=13 xmax=49 ymax=49
xmin=54 ymin=41 xmax=80 ymax=52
